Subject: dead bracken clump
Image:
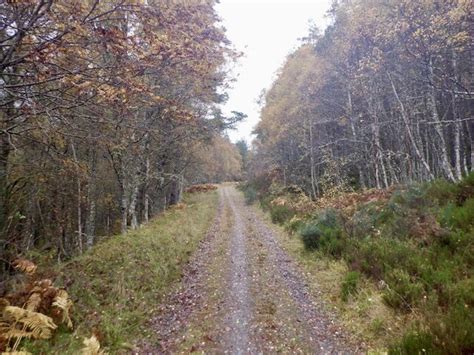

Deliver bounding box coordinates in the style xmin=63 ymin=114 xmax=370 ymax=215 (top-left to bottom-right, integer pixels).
xmin=316 ymin=186 xmax=397 ymax=215
xmin=0 ymin=259 xmax=105 ymax=354
xmin=171 ymin=202 xmax=187 ymax=210
xmin=185 ymin=184 xmax=218 ymax=193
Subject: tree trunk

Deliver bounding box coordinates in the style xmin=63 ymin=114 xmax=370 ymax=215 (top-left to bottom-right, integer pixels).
xmin=129 ymin=182 xmax=139 ymax=230
xmin=86 ymin=148 xmax=97 ymax=248
xmin=386 ymin=153 xmax=400 ymax=184
xmin=427 ymin=57 xmax=455 ymax=181
xmin=453 ymin=94 xmax=462 ymax=180
xmin=451 ymin=51 xmax=462 ymax=180
xmin=347 ymin=90 xmax=366 ymax=188
xmin=121 ymin=190 xmax=128 ymax=235
xmin=140 ymin=132 xmax=151 ymax=223
xmin=0 ymin=133 xmax=10 ymax=225
xmin=469 ymin=121 xmax=474 ymax=171
xmin=168 ymin=175 xmax=182 ymax=205
xmin=388 ymin=72 xmax=434 ymax=180
xmin=70 ymin=143 xmax=83 ymax=254
xmin=143 ymin=157 xmax=150 ymax=223
xmin=0 ymin=127 xmax=10 ymax=275
xmin=308 ymin=120 xmax=318 ymax=199
xmin=369 ymin=98 xmax=388 ymax=188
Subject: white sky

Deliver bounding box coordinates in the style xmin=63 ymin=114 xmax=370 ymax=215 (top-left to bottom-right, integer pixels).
xmin=216 ymin=0 xmax=333 ymax=143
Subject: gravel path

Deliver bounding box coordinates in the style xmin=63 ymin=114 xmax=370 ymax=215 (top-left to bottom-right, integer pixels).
xmin=137 ymin=185 xmax=363 ymax=354
xmin=222 ymin=187 xmax=256 ymax=354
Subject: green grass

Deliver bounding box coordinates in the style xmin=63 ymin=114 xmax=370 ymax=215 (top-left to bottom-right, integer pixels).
xmin=341 ymin=271 xmax=361 ymax=302
xmin=25 ymin=191 xmax=218 ymax=354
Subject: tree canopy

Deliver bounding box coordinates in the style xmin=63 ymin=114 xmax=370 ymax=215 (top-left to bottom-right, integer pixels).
xmin=0 ymin=0 xmax=242 ymax=271
xmin=251 ymin=0 xmax=473 ymax=198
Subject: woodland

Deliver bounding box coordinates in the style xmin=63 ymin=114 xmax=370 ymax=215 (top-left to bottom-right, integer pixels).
xmin=0 ymin=0 xmax=243 ymax=274
xmin=242 ymin=1 xmax=473 ymax=353
xmin=0 ymin=0 xmax=473 ymax=354
xmin=251 ymin=0 xmax=473 ymax=196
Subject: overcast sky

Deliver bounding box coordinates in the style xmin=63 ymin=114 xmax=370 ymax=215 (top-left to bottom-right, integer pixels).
xmin=216 ymin=0 xmax=332 ymax=143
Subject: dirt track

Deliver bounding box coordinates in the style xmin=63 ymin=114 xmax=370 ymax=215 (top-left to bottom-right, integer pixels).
xmin=138 ymin=185 xmax=363 ymax=354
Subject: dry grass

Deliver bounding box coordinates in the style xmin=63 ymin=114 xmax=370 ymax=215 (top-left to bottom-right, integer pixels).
xmin=185 ymin=184 xmax=218 ymax=193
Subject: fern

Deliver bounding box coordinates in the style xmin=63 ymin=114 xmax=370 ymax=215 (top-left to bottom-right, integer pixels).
xmin=0 ymin=298 xmax=9 ymax=311
xmin=52 ymin=290 xmax=73 ymax=329
xmin=1 ymin=306 xmax=57 ymax=340
xmin=12 ymin=260 xmax=37 ymax=276
xmin=81 ymin=335 xmax=106 ymax=355
xmin=33 ymin=279 xmax=53 ymax=289
xmin=0 ymin=326 xmax=33 ymax=339
xmin=24 ymin=293 xmax=41 ymax=312
xmin=1 ymin=263 xmax=80 ymax=352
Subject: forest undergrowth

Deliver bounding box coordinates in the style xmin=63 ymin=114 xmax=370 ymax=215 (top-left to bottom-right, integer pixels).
xmin=240 ymin=173 xmax=474 ymax=354
xmin=1 ymin=191 xmax=218 ymax=354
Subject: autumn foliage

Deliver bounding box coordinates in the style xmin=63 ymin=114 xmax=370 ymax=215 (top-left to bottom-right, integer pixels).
xmin=251 ymin=0 xmax=473 ymax=198
xmin=0 ymin=259 xmax=73 ymax=352
xmin=0 ymin=0 xmax=241 ymax=275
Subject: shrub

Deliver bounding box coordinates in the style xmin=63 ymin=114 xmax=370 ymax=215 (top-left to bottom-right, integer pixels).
xmin=428 ymin=303 xmax=474 ymax=354
xmin=340 ymin=271 xmax=360 ymax=302
xmin=392 ymin=303 xmax=474 ymax=355
xmin=348 ymin=238 xmax=417 ymax=280
xmin=269 ymin=204 xmax=296 ymax=224
xmin=457 ymin=172 xmax=474 ymax=204
xmin=260 ymin=195 xmax=273 ymax=211
xmin=389 ymin=330 xmax=440 ymax=355
xmin=300 ymin=222 xmax=323 ymax=250
xmin=317 ymin=208 xmax=341 ymax=229
xmin=243 ymin=185 xmax=258 ymax=205
xmin=449 ymin=278 xmax=474 ymax=308
xmin=383 ymin=269 xmax=424 ymax=311
xmin=284 ymin=215 xmax=305 ymax=235
xmin=299 ymin=209 xmax=343 ymax=253
xmin=435 ymin=230 xmax=474 ymax=259
xmin=391 ymin=185 xmax=431 ymax=210
xmin=256 ymin=175 xmax=474 ymax=353
xmin=440 ymin=198 xmax=474 ymax=231
xmin=321 ymin=233 xmax=345 ymax=257
xmin=460 ymin=171 xmax=474 ymax=186
xmin=426 ymin=179 xmax=460 ymax=204
xmin=376 ymin=199 xmax=404 ymax=224
xmin=348 ymin=203 xmax=379 ymax=238
xmin=375 ymin=200 xmax=413 ymax=239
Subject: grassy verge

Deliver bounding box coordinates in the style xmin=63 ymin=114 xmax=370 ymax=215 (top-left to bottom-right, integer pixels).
xmin=243 ymin=174 xmax=474 ymax=354
xmin=26 ymin=190 xmax=218 ymax=354
xmin=174 ymin=202 xmax=232 ymax=353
